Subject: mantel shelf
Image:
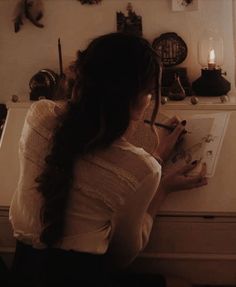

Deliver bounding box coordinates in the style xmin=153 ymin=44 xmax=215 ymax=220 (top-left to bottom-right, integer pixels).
xmin=161 ymin=93 xmax=236 ymax=110
xmin=6 ymin=93 xmax=236 ymax=111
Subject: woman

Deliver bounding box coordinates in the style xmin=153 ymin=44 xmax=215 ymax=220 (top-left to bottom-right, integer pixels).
xmin=9 ymin=32 xmax=207 ymax=286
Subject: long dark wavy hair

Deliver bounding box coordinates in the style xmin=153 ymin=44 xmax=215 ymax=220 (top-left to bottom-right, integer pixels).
xmin=37 ymin=32 xmax=162 ymax=247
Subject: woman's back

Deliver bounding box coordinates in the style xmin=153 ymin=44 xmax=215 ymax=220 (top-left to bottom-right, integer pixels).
xmin=10 ymin=99 xmax=161 ymax=255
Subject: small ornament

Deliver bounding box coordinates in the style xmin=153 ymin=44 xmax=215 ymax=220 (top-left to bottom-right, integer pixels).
xmin=38 ymin=96 xmax=46 ymax=100
xmin=11 ymin=95 xmax=19 ymax=102
xmin=220 ymin=95 xmax=229 ymax=103
xmin=190 ymin=96 xmax=199 ymax=105
xmin=168 ymin=73 xmax=186 ymax=100
xmin=117 ymin=3 xmax=142 ymax=36
xmin=161 ymin=96 xmax=168 ymax=105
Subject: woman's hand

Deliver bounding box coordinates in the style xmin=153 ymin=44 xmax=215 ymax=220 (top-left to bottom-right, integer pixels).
xmin=153 ymin=116 xmax=187 ymax=162
xmin=147 ymin=161 xmax=207 ymax=218
xmin=160 ymin=160 xmax=208 ymax=192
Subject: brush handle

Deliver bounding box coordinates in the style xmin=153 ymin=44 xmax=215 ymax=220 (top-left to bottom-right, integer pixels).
xmin=144 ymin=119 xmax=175 ymax=131
xmin=144 ymin=119 xmax=191 ymax=133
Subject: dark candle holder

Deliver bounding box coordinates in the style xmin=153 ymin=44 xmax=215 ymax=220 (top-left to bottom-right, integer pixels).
xmin=192 ymin=68 xmax=231 ymax=97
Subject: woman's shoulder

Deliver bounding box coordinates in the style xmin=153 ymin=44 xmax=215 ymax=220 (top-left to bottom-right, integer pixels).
xmin=28 ymin=99 xmax=66 ymax=120
xmin=110 ymin=139 xmax=161 ymax=182
xmin=29 ymin=99 xmax=66 ymax=116
xmin=26 ymin=100 xmax=67 ymax=136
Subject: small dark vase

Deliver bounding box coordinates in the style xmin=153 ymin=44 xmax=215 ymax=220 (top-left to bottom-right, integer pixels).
xmin=168 ymin=74 xmax=186 ymax=100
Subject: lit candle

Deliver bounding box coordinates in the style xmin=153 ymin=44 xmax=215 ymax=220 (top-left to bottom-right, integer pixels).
xmin=208 ymin=48 xmax=216 ymax=70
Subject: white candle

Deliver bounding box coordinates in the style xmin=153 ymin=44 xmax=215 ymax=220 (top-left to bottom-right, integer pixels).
xmin=208 ymin=48 xmax=216 ymax=69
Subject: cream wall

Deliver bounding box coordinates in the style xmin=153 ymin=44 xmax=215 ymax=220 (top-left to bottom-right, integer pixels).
xmin=0 ymin=0 xmax=235 ymax=103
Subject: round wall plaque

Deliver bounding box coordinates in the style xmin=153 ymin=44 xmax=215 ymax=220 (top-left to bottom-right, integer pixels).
xmin=152 ymin=32 xmax=188 ymax=67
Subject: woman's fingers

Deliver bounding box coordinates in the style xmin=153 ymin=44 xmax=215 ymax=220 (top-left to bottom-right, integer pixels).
xmin=164 ymin=173 xmax=208 ymax=191
xmin=169 ymin=123 xmax=186 ymax=143
xmin=178 ymin=162 xmax=208 ymax=189
xmin=194 ymin=177 xmax=208 ymax=187
xmin=183 ymin=163 xmax=208 ymax=186
xmin=178 ymin=160 xmax=199 ymax=174
xmin=178 ymin=162 xmax=207 ymax=177
xmin=161 ymin=161 xmax=208 ymax=192
xmin=200 ymin=162 xmax=207 ymax=177
xmin=185 ymin=175 xmax=208 ymax=189
xmin=164 ymin=116 xmax=181 ymax=125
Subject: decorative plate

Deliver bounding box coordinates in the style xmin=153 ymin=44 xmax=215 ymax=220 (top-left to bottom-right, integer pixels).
xmin=152 ymin=32 xmax=188 ymax=67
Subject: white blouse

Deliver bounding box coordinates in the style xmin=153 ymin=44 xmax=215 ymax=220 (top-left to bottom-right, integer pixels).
xmin=9 ymin=100 xmax=161 ymax=257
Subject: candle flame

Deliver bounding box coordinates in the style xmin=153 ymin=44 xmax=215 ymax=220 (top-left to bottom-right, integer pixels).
xmin=208 ymin=49 xmax=216 ymax=64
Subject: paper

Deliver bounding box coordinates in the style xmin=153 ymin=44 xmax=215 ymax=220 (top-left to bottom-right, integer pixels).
xmin=128 ymin=112 xmax=230 ymax=177
xmin=168 ymin=113 xmax=230 ymax=177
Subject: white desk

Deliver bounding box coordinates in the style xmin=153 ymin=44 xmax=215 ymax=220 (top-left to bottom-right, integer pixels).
xmin=130 ymin=95 xmax=236 ymax=285
xmin=1 ymin=98 xmax=236 ymax=283
xmin=0 ymin=101 xmax=31 ymax=265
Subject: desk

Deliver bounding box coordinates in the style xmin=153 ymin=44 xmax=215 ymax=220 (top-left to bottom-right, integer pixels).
xmin=1 ymin=98 xmax=236 ymax=283
xmin=129 ymin=96 xmax=236 ymax=285
xmin=0 ymin=101 xmax=31 ymax=267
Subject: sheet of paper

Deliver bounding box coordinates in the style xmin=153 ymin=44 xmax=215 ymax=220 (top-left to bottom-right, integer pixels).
xmin=165 ymin=113 xmax=230 ymax=177
xmin=128 ymin=112 xmax=230 ymax=177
